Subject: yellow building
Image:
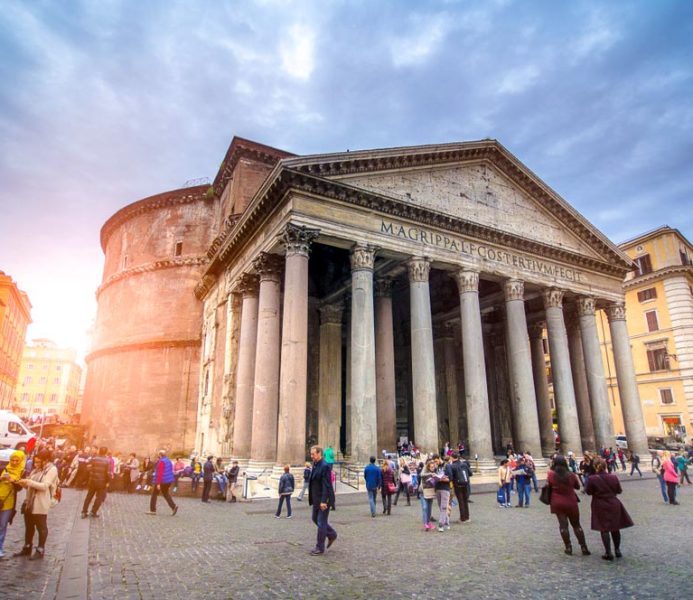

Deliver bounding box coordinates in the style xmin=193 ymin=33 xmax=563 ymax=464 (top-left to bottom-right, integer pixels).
xmin=598 ymin=226 xmax=693 ymax=442
xmin=15 ymin=338 xmax=82 ymax=422
xmin=0 ymin=271 xmax=32 ymax=410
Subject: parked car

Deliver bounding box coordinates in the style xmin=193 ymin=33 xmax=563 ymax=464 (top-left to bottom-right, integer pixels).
xmin=615 ymin=435 xmax=628 ymax=449
xmin=647 ymin=436 xmax=685 ymax=451
xmin=0 ymin=410 xmax=36 ymax=451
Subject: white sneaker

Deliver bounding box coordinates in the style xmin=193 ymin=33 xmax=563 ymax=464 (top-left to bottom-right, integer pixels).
xmin=287 ymin=515 xmax=293 ymax=519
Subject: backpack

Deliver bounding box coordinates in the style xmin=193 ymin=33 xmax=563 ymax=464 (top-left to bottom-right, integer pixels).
xmin=451 ymin=461 xmax=469 ymax=486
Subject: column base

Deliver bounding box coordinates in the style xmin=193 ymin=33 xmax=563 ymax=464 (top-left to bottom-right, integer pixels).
xmin=246 ymin=460 xmax=275 ymax=476
xmin=471 ymin=458 xmax=497 ymax=475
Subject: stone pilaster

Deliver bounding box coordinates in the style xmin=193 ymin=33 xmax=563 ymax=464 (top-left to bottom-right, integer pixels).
xmin=248 ymin=253 xmax=283 ymax=471
xmin=375 ymin=279 xmax=397 ymax=452
xmin=231 ymin=273 xmax=259 ymax=465
xmin=607 ymin=302 xmax=649 ymax=457
xmin=503 ymin=279 xmax=542 ymax=457
xmin=408 ymin=258 xmax=438 ymax=454
xmin=576 ymin=296 xmax=613 ymax=451
xmin=441 ymin=324 xmax=461 ymax=447
xmin=349 ymin=244 xmax=378 ymax=464
xmin=566 ymin=309 xmax=596 ymax=452
xmin=277 ymin=224 xmax=319 ymax=466
xmin=528 ymin=324 xmax=555 ymax=457
xmin=542 ymin=288 xmax=582 ymax=456
xmin=318 ymin=302 xmax=343 ymax=454
xmin=454 ymin=268 xmax=494 ymax=466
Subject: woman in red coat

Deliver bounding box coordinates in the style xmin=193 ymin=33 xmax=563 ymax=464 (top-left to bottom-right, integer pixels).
xmin=547 ymin=455 xmax=590 ymax=555
xmin=585 ymin=457 xmax=634 ymax=560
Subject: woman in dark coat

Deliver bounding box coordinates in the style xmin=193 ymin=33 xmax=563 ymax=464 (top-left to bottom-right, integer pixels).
xmin=547 ymin=455 xmax=590 ymax=555
xmin=585 ymin=457 xmax=634 ymax=560
xmin=380 ymin=462 xmax=396 ymax=515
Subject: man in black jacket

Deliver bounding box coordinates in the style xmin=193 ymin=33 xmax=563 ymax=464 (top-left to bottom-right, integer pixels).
xmin=450 ymin=452 xmax=472 ymax=523
xmin=201 ymin=456 xmax=215 ymax=503
xmin=308 ymin=446 xmax=336 ymax=555
xmin=82 ymin=446 xmax=111 ymax=518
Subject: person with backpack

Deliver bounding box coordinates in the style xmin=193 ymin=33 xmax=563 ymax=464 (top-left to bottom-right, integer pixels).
xmin=628 ymin=451 xmax=642 ymax=478
xmin=81 ymin=446 xmax=111 ymax=518
xmin=450 ymin=452 xmax=471 ymax=522
xmin=651 ymin=451 xmax=668 ymax=503
xmin=14 ymin=449 xmax=59 ymax=561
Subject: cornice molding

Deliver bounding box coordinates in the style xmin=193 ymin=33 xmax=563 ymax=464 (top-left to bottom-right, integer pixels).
xmin=85 ymin=338 xmax=200 ymax=363
xmin=623 ymin=265 xmax=693 ymax=290
xmin=100 ymin=186 xmax=210 ymax=252
xmin=97 ymin=256 xmax=208 ymax=298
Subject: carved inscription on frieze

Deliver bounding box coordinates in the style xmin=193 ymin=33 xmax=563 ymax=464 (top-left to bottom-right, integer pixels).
xmin=379 ymin=219 xmax=585 ymax=284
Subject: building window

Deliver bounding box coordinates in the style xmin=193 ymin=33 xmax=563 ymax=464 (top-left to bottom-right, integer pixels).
xmin=50 ymin=393 xmax=58 ymax=403
xmin=42 ymin=363 xmax=48 ymax=370
xmin=542 ymin=338 xmax=549 ymax=354
xmin=659 ymin=389 xmax=674 ymax=405
xmin=24 ymin=376 xmax=32 ymax=384
xmin=21 ymin=393 xmax=29 ymax=402
xmin=634 ymin=254 xmax=653 ymax=276
xmin=27 ymin=363 xmax=34 ymax=369
xmin=646 ymin=347 xmax=669 ymax=372
xmin=681 ymin=250 xmax=691 ymax=266
xmin=637 ymin=288 xmax=657 ymax=302
xmin=645 ymin=310 xmax=659 ymax=332
xmin=53 ymin=377 xmax=60 ymax=384
xmin=36 ymin=393 xmax=44 ymax=403
xmin=56 ymin=365 xmax=62 ymax=371
xmin=39 ymin=377 xmax=47 ymax=384
xmin=175 ymin=241 xmax=183 ymax=257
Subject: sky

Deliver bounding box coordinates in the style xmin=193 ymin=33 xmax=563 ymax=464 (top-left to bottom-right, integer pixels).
xmin=1 ymin=0 xmax=692 ymax=362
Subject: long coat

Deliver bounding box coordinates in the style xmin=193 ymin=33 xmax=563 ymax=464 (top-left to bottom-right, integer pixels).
xmin=585 ymin=472 xmax=634 ymax=532
xmin=308 ymin=459 xmax=335 ymax=509
xmin=547 ymin=470 xmax=581 ymax=519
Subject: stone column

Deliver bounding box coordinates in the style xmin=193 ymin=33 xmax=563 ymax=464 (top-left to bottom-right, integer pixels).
xmin=607 ymin=302 xmax=649 ymax=457
xmin=248 ymin=253 xmax=283 ymax=470
xmin=577 ymin=297 xmax=614 ymax=451
xmin=543 ymin=288 xmax=582 ymax=456
xmin=529 ymin=324 xmax=555 ymax=457
xmin=503 ymin=280 xmax=542 ymax=457
xmin=566 ymin=311 xmax=597 ymax=452
xmin=231 ymin=274 xmax=259 ymax=465
xmin=318 ymin=303 xmax=343 ymax=453
xmin=277 ymin=225 xmax=319 ymax=467
xmin=349 ymin=245 xmax=378 ymax=465
xmin=442 ymin=324 xmax=461 ymax=446
xmin=375 ymin=279 xmax=397 ymax=452
xmin=408 ymin=258 xmax=439 ymax=454
xmin=454 ymin=269 xmax=494 ymax=467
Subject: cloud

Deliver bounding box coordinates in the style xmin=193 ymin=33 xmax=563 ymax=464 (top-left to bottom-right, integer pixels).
xmin=279 ymin=23 xmax=316 ymax=80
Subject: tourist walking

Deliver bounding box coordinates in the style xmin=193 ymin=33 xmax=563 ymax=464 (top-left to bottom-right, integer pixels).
xmin=661 ymin=451 xmax=680 ymax=505
xmin=420 ymin=460 xmax=437 ymax=530
xmin=675 ymin=452 xmax=691 ymax=485
xmin=628 ymin=451 xmax=642 ymax=478
xmin=546 ymin=455 xmax=590 ymax=556
xmin=393 ymin=458 xmax=412 ymax=506
xmin=585 ymin=457 xmax=634 ymax=560
xmin=497 ymin=459 xmax=512 ymax=507
xmin=297 ymin=462 xmax=311 ymax=501
xmin=0 ymin=450 xmax=25 ymax=558
xmin=15 ymin=449 xmax=59 ymax=561
xmin=450 ymin=452 xmax=471 ymax=522
xmin=201 ymin=456 xmax=215 ymax=503
xmin=381 ymin=460 xmax=396 ymax=515
xmin=651 ymin=451 xmax=668 ymax=503
xmin=122 ymin=453 xmax=139 ymax=493
xmin=82 ymin=446 xmax=111 ymax=518
xmin=363 ymin=457 xmax=382 ymax=517
xmin=308 ymin=446 xmax=336 ymax=555
xmin=147 ymin=450 xmax=178 ymax=516
xmin=275 ymin=465 xmax=295 ymax=518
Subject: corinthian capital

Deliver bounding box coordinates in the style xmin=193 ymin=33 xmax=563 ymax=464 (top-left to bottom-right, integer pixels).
xmin=252 ymin=252 xmax=284 ymax=283
xmin=504 ymin=279 xmax=524 ymax=302
xmin=528 ymin=324 xmax=545 ymax=340
xmin=542 ymin=287 xmax=564 ymax=309
xmin=606 ymin=302 xmax=626 ymax=322
xmin=319 ymin=303 xmax=343 ymax=325
xmin=576 ymin=296 xmax=596 ymax=317
xmin=453 ymin=269 xmax=479 ymax=293
xmin=350 ymin=244 xmax=376 ymax=271
xmin=407 ymin=257 xmax=431 ymax=283
xmin=235 ymin=273 xmax=259 ymax=297
xmin=281 ymin=223 xmax=320 ymax=257
xmin=374 ymin=278 xmax=394 ymax=298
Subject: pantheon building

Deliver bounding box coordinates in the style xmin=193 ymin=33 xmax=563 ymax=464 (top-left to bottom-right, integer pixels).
xmin=82 ymin=137 xmax=649 ymax=470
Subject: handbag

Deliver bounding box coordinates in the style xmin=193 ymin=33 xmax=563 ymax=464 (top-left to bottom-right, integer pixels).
xmin=496 ymin=487 xmax=506 ymax=504
xmin=539 ymin=483 xmax=552 ymax=505
xmin=386 ymin=482 xmax=397 ymax=494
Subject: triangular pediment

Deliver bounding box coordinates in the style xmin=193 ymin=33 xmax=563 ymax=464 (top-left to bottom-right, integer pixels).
xmin=336 ymin=162 xmax=602 ymax=259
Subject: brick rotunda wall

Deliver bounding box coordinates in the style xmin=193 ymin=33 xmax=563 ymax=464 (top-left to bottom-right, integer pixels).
xmin=82 ymin=186 xmax=216 ymax=456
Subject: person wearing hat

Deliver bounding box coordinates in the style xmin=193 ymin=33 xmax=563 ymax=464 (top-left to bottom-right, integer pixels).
xmin=0 ymin=450 xmax=26 ymax=558
xmin=15 ymin=449 xmax=59 ymax=560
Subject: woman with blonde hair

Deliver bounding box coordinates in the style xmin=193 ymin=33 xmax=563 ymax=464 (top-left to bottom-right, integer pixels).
xmin=661 ymin=451 xmax=680 ymax=505
xmin=0 ymin=450 xmax=25 ymax=558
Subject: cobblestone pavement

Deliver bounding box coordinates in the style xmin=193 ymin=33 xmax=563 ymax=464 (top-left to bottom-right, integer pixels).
xmin=2 ymin=476 xmax=691 ymax=599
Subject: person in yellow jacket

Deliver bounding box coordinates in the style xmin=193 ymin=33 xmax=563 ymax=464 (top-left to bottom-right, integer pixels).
xmin=0 ymin=450 xmax=26 ymax=558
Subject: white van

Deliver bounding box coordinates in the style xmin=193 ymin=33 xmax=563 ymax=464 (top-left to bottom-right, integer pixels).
xmin=0 ymin=410 xmax=36 ymax=451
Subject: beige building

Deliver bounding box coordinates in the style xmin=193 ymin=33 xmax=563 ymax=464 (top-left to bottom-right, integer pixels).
xmin=15 ymin=339 xmax=82 ymax=422
xmin=597 ymin=226 xmax=693 ymax=442
xmin=0 ymin=271 xmax=32 ymax=410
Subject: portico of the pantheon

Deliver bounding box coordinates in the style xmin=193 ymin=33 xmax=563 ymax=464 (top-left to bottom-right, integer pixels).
xmin=194 ymin=138 xmax=648 ymax=472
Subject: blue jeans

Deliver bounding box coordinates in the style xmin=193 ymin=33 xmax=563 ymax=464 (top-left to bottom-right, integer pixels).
xmin=311 ymin=505 xmax=336 ymax=552
xmin=630 ymin=464 xmax=642 ymax=477
xmin=214 ymin=474 xmax=227 ymax=496
xmin=420 ymin=496 xmax=434 ymax=524
xmin=530 ymin=471 xmax=539 ymax=492
xmin=276 ymin=494 xmax=292 ymax=517
xmin=191 ymin=474 xmax=201 ymax=492
xmin=656 ymin=474 xmax=668 ymax=502
xmin=367 ymin=489 xmax=377 ymax=515
xmin=0 ymin=508 xmax=12 ymax=554
xmin=502 ymin=483 xmax=512 ymax=505
xmin=517 ymin=482 xmax=531 ymax=506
